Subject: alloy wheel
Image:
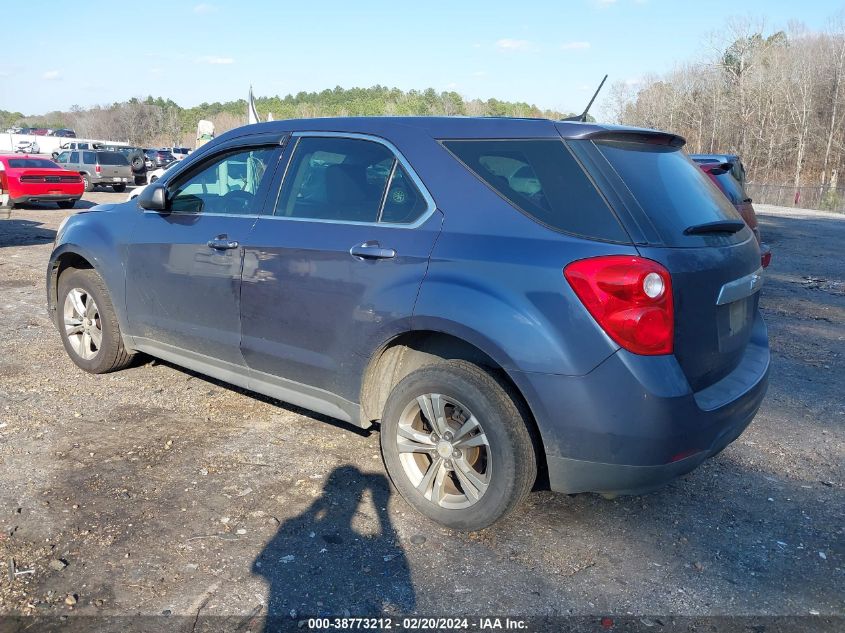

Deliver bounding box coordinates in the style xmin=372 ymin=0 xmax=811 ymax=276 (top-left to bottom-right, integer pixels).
xmin=396 ymin=393 xmax=491 ymax=509
xmin=63 ymin=288 xmax=102 ymax=360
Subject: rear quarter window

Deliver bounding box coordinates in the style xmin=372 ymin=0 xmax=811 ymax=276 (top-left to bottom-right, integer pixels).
xmin=442 ymin=139 xmax=629 ymax=243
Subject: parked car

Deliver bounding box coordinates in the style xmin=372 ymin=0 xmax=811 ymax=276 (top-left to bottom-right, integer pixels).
xmin=15 ymin=140 xmax=40 ymax=154
xmin=48 ymin=118 xmax=769 ymax=530
xmin=32 ymin=128 xmax=51 ymax=136
xmin=126 ymin=161 xmax=178 ymax=199
xmin=49 ymin=128 xmax=77 ymax=138
xmin=103 ymin=146 xmax=148 ymax=185
xmin=692 ymin=154 xmax=771 ymax=268
xmin=52 ymin=142 xmax=98 ymax=157
xmin=0 ymin=154 xmax=83 ymax=209
xmin=54 ymin=149 xmax=133 ymax=192
xmin=163 ymin=147 xmax=192 ymax=161
xmin=144 ymin=148 xmax=176 ymax=168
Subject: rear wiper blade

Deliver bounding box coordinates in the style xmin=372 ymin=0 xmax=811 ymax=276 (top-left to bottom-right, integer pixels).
xmin=683 ymin=220 xmax=745 ymax=235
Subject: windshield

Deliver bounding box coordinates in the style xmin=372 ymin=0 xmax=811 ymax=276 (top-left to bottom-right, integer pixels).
xmin=595 ymin=141 xmax=741 ymax=245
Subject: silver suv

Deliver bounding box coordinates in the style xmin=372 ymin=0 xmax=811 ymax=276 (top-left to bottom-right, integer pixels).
xmin=54 ymin=149 xmax=133 ymax=192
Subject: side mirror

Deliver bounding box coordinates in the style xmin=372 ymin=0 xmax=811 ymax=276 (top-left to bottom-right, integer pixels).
xmin=138 ymin=183 xmax=168 ymax=211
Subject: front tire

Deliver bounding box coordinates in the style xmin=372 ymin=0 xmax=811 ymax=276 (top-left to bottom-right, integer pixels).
xmin=111 ymin=183 xmax=126 ymax=193
xmin=57 ymin=268 xmax=133 ymax=374
xmin=380 ymin=360 xmax=537 ymax=531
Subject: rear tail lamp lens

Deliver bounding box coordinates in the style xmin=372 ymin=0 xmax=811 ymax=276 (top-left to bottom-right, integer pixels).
xmin=564 ymin=256 xmax=674 ymax=355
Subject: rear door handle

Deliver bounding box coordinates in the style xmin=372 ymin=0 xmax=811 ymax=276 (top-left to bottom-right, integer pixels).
xmin=207 ymin=235 xmax=239 ymax=250
xmin=349 ymin=241 xmax=396 ymax=260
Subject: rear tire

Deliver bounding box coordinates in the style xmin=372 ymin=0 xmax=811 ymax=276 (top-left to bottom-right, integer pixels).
xmin=380 ymin=360 xmax=537 ymax=531
xmin=81 ymin=173 xmax=93 ymax=192
xmin=57 ymin=268 xmax=133 ymax=374
xmin=57 ymin=200 xmax=75 ymax=209
xmin=112 ymin=183 xmax=126 ymax=193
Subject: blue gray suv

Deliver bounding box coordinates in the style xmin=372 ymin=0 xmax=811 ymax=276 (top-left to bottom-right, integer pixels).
xmin=47 ymin=117 xmax=769 ymax=530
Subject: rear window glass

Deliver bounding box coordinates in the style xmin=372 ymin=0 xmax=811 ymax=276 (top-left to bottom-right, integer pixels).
xmin=443 ymin=139 xmax=629 ymax=242
xmin=7 ymin=158 xmax=58 ymax=168
xmin=97 ymin=151 xmax=129 ymax=166
xmin=713 ymin=172 xmax=744 ymax=205
xmin=595 ymin=141 xmax=741 ymax=244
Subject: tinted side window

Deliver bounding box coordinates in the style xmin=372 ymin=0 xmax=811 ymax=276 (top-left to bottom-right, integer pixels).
xmin=169 ymin=147 xmax=277 ymax=215
xmin=380 ymin=164 xmax=428 ymax=224
xmin=443 ymin=139 xmax=629 ymax=242
xmin=69 ymin=152 xmax=79 ymax=163
xmin=275 ymin=137 xmax=393 ymax=223
xmin=82 ymin=151 xmax=96 ymax=164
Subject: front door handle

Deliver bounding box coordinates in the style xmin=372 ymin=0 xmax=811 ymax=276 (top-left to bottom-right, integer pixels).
xmin=207 ymin=235 xmax=239 ymax=250
xmin=349 ymin=241 xmax=396 ymax=260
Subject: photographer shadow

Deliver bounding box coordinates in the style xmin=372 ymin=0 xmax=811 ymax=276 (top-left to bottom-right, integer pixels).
xmin=253 ymin=465 xmax=415 ymax=629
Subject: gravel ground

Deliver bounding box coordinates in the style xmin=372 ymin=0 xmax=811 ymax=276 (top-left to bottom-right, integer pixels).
xmin=0 ymin=193 xmax=842 ymax=629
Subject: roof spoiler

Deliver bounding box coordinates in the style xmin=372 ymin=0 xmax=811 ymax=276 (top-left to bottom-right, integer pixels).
xmin=580 ymin=129 xmax=686 ymax=148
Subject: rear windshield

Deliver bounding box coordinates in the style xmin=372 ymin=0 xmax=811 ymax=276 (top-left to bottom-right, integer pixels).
xmin=443 ymin=139 xmax=629 ymax=242
xmin=713 ymin=172 xmax=745 ymax=205
xmin=7 ymin=158 xmax=58 ymax=168
xmin=595 ymin=141 xmax=741 ymax=244
xmin=97 ymin=151 xmax=129 ymax=166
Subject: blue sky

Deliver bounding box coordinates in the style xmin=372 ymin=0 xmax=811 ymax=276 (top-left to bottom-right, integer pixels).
xmin=1 ymin=0 xmax=842 ymax=118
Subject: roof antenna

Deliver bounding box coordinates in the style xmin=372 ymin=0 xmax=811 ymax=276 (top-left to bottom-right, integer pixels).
xmin=563 ymin=74 xmax=608 ymax=122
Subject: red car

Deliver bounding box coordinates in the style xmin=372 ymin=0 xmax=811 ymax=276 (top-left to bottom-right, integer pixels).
xmin=0 ymin=155 xmax=84 ymax=210
xmin=694 ymin=156 xmax=772 ymax=268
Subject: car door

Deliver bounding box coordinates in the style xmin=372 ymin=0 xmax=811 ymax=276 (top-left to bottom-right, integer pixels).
xmin=240 ymin=133 xmax=442 ymax=404
xmin=124 ymin=141 xmax=284 ymax=368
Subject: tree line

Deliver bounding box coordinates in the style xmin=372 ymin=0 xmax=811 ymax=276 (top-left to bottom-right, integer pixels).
xmin=2 ymin=86 xmax=570 ymax=148
xmin=608 ymin=14 xmax=845 ymax=193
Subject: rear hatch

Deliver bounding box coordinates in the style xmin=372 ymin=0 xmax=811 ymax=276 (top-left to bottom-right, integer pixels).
xmin=570 ymin=134 xmax=762 ymax=392
xmin=97 ymin=151 xmax=132 ymax=181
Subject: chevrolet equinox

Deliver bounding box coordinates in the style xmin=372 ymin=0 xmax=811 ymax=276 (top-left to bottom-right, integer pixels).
xmin=47 ymin=117 xmax=770 ymax=530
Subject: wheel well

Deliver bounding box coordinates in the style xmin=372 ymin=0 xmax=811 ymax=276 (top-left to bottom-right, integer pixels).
xmin=48 ymin=252 xmax=93 ymax=311
xmin=360 ymin=330 xmax=548 ymax=487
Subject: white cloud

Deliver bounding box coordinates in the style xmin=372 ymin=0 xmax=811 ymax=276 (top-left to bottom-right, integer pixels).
xmin=193 ymin=3 xmax=217 ymax=14
xmin=495 ymin=38 xmax=535 ymax=51
xmin=42 ymin=70 xmax=61 ymax=80
xmin=197 ymin=56 xmax=234 ymax=65
xmin=561 ymin=41 xmax=591 ymax=50
xmin=625 ymin=77 xmax=642 ymax=86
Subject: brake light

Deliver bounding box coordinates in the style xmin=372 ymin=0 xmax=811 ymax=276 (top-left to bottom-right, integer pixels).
xmin=564 ymin=256 xmax=674 ymax=355
xmin=95 ymin=164 xmax=101 ymax=174
xmin=0 ymin=162 xmax=6 ymax=193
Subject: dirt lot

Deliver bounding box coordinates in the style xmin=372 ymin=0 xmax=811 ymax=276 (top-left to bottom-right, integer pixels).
xmin=0 ymin=191 xmax=842 ymax=629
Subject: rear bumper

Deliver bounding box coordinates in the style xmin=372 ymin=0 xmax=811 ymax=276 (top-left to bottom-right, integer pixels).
xmin=11 ymin=193 xmax=82 ymax=203
xmin=513 ymin=313 xmax=769 ymax=495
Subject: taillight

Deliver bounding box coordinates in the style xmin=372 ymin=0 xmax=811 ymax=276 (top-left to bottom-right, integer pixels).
xmin=564 ymin=255 xmax=674 ymax=355
xmin=0 ymin=162 xmax=6 ymax=193
xmin=95 ymin=164 xmax=101 ymax=173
